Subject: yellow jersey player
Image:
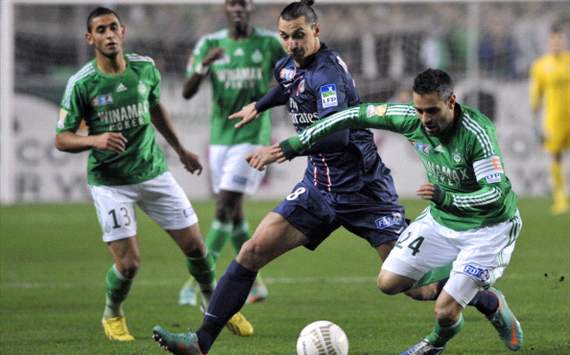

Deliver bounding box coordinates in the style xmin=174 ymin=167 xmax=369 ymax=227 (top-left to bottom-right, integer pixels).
xmin=530 ymin=23 xmax=570 ymax=215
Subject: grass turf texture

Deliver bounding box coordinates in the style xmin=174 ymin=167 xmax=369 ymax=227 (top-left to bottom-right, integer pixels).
xmin=0 ymin=199 xmax=568 ymax=355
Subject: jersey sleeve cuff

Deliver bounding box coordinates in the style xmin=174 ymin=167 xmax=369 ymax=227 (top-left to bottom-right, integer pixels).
xmin=279 ymin=136 xmax=304 ymax=160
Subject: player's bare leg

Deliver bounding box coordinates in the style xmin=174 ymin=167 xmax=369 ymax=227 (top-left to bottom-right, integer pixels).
xmin=153 ymin=212 xmax=308 ymax=354
xmin=550 ymin=153 xmax=568 ymax=215
xmin=168 ymin=224 xmax=253 ymax=337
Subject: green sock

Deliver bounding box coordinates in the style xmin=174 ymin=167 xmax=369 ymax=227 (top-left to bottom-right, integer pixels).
xmin=103 ymin=264 xmax=132 ymax=319
xmin=426 ymin=313 xmax=464 ymax=347
xmin=415 ymin=264 xmax=453 ymax=287
xmin=206 ymin=219 xmax=233 ymax=262
xmin=231 ymin=220 xmax=250 ymax=254
xmin=186 ymin=251 xmax=216 ymax=303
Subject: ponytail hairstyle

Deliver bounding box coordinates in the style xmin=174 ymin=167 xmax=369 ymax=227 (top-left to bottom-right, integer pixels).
xmin=280 ymin=0 xmax=318 ymax=24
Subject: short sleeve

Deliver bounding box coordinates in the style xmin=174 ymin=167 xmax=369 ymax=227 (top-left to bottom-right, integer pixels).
xmin=186 ymin=36 xmax=210 ymax=77
xmin=148 ymin=65 xmax=161 ymax=107
xmin=57 ymin=79 xmax=85 ymax=133
xmin=312 ymin=64 xmax=348 ymax=118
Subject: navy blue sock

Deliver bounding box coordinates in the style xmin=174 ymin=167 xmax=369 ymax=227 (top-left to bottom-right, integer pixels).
xmin=197 ymin=260 xmax=257 ymax=352
xmin=469 ymin=290 xmax=499 ymax=316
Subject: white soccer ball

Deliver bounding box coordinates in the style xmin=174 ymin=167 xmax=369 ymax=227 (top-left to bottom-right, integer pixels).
xmin=296 ymin=320 xmax=349 ymax=355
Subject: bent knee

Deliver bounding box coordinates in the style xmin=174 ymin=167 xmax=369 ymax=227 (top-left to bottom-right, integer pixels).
xmin=377 ymin=270 xmax=417 ymax=295
xmin=237 ymin=239 xmax=265 ymax=270
xmin=116 ymin=259 xmax=140 ymax=279
xmin=434 ymin=303 xmax=462 ymax=325
xmin=377 ymin=273 xmax=404 ymax=295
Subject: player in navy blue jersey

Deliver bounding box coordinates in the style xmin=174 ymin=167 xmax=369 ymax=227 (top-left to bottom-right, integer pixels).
xmin=152 ymin=1 xmax=447 ymax=354
xmin=151 ymin=2 xmax=409 ymax=354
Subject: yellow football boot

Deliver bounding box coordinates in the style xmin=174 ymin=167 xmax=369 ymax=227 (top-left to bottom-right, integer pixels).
xmin=225 ymin=312 xmax=254 ymax=337
xmin=102 ymin=316 xmax=135 ymax=341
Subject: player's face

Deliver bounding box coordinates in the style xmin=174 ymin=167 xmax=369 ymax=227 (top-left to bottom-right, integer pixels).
xmin=549 ymin=32 xmax=566 ymax=55
xmin=85 ymin=14 xmax=125 ymax=58
xmin=278 ymin=16 xmax=320 ymax=64
xmin=413 ymin=92 xmax=456 ymax=136
xmin=225 ymin=0 xmax=252 ymax=28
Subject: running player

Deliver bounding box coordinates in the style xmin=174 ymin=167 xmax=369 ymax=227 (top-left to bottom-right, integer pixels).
xmin=151 ymin=1 xmax=409 ymax=353
xmin=271 ymin=68 xmax=524 ymax=354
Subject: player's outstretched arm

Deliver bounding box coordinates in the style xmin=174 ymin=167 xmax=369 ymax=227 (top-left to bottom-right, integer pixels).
xmin=229 ymin=85 xmax=289 ymax=128
xmin=245 ymin=144 xmax=285 ymax=171
xmin=55 ymin=131 xmax=127 ymax=153
xmin=150 ymin=103 xmax=202 ymax=175
xmin=229 ymin=102 xmax=260 ymax=129
xmin=278 ymin=103 xmax=413 ymax=160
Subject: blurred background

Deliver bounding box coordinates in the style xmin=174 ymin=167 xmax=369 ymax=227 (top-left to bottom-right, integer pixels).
xmin=1 ymin=0 xmax=569 ymax=203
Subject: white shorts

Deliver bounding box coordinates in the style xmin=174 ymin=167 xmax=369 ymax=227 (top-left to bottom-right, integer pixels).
xmin=209 ymin=144 xmax=266 ymax=195
xmin=382 ymin=209 xmax=522 ymax=290
xmin=89 ymin=172 xmax=198 ymax=243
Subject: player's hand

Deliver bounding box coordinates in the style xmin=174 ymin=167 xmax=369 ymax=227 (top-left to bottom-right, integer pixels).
xmin=229 ymin=102 xmax=259 ymax=129
xmin=270 ymin=143 xmax=288 ymax=164
xmin=177 ymin=148 xmax=203 ymax=175
xmin=92 ymin=132 xmax=127 ymax=153
xmin=416 ymin=183 xmax=444 ymax=205
xmin=246 ymin=145 xmax=281 ymax=171
xmin=203 ymin=48 xmax=225 ymax=66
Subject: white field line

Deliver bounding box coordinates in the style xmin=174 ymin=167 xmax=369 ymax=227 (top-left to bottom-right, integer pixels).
xmin=0 ymin=274 xmax=528 ymax=289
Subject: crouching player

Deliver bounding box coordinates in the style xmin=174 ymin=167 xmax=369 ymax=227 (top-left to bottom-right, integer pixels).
xmin=269 ymin=69 xmax=524 ymax=354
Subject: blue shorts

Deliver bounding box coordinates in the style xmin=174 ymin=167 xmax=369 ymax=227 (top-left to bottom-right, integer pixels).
xmin=273 ymin=180 xmax=406 ymax=250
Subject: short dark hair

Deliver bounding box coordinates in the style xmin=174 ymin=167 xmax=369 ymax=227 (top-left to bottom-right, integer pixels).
xmin=86 ymin=7 xmax=121 ymax=32
xmin=413 ymin=68 xmax=454 ymax=100
xmin=280 ymin=0 xmax=318 ymax=23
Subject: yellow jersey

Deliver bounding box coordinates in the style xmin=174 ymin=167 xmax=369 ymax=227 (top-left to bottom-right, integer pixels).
xmin=530 ymin=51 xmax=570 ymax=124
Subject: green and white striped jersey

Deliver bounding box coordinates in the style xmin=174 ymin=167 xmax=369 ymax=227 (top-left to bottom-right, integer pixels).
xmin=57 ymin=53 xmax=167 ymax=186
xmin=187 ymin=27 xmax=285 ymax=145
xmin=281 ymin=103 xmax=518 ymax=231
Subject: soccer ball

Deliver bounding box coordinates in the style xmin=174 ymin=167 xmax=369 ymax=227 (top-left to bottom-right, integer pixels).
xmin=296 ymin=320 xmax=349 ymax=355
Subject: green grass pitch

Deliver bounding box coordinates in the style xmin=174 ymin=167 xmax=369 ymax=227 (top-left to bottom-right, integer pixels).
xmin=0 ymin=198 xmax=568 ymax=354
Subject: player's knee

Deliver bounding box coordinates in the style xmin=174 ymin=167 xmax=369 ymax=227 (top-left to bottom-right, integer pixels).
xmin=434 ymin=303 xmax=460 ymax=325
xmin=237 ymin=239 xmax=266 ymax=271
xmin=117 ymin=258 xmax=140 ymax=279
xmin=182 ymin=242 xmax=205 ymax=258
xmin=377 ymin=273 xmax=403 ymax=295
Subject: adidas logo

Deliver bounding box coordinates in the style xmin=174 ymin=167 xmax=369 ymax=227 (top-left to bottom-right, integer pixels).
xmin=234 ymin=48 xmax=244 ymax=56
xmin=116 ymin=83 xmax=127 ymax=92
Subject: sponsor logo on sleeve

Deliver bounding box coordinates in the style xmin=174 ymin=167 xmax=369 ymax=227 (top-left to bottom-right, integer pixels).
xmin=320 ymin=84 xmax=338 ymax=108
xmin=375 ymin=105 xmax=387 ymax=116
xmin=485 ymin=173 xmax=502 ymax=183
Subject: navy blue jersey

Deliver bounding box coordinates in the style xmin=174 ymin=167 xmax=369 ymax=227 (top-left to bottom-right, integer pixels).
xmin=274 ymin=44 xmax=392 ymax=193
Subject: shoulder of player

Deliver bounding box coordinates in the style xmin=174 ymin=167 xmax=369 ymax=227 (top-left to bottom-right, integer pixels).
xmin=313 ymin=48 xmax=347 ymax=72
xmin=64 ymin=61 xmax=97 ymax=94
xmin=458 ymin=106 xmax=497 ymax=151
xmin=68 ymin=61 xmax=96 ymax=83
xmin=197 ymin=29 xmax=228 ymax=45
xmin=252 ymin=27 xmax=280 ymax=41
xmin=126 ymin=53 xmax=156 ymax=67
